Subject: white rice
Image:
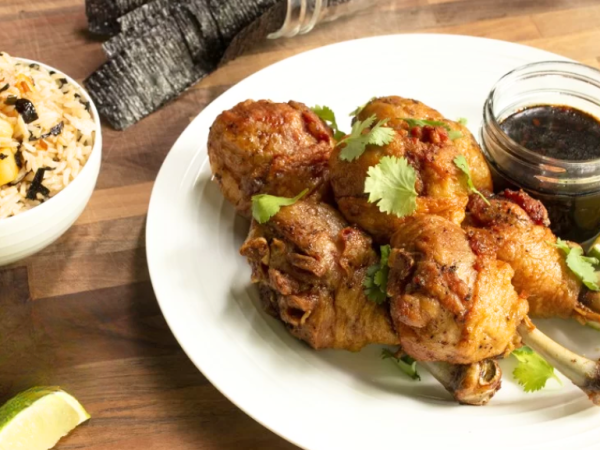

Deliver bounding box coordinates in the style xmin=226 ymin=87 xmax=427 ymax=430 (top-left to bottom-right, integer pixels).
xmin=0 ymin=53 xmax=95 ymax=219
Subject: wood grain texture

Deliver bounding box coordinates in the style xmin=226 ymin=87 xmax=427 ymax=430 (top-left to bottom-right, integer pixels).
xmin=1 ymin=0 xmax=599 ymax=448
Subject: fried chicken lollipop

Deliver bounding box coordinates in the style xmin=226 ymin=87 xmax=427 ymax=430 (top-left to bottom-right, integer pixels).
xmin=208 ymin=100 xmax=335 ymax=217
xmin=386 ymin=214 xmax=528 ymax=365
xmin=465 ymin=189 xmax=600 ymax=323
xmin=240 ymin=200 xmax=504 ymax=405
xmin=330 ymin=96 xmax=492 ymax=242
xmin=240 ymin=200 xmax=399 ymax=351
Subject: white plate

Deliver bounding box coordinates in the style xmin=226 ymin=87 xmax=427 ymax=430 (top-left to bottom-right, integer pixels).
xmin=146 ymin=34 xmax=600 ymax=450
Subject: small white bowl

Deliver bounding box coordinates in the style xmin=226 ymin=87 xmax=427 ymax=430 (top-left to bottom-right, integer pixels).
xmin=0 ymin=58 xmax=102 ymax=266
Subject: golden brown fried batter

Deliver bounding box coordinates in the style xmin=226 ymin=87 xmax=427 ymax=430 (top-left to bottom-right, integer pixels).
xmin=330 ymin=96 xmax=492 ymax=243
xmin=358 ymin=96 xmax=493 ymax=193
xmin=465 ymin=190 xmax=586 ymax=320
xmin=240 ymin=200 xmax=399 ymax=351
xmin=208 ymin=100 xmax=335 ymax=217
xmin=387 ymin=215 xmax=527 ymax=364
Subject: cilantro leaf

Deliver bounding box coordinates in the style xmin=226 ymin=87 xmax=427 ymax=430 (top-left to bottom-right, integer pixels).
xmin=512 ymin=346 xmax=561 ymax=392
xmin=364 ymin=156 xmax=418 ymax=218
xmin=398 ymin=117 xmax=463 ymax=140
xmin=338 ymin=115 xmax=395 ymax=161
xmin=382 ymin=349 xmax=421 ymax=381
xmin=448 ymin=130 xmax=463 ymax=140
xmin=311 ymin=105 xmax=345 ymax=140
xmin=349 ymin=97 xmax=376 ymax=117
xmin=453 ymin=155 xmax=491 ymax=206
xmin=364 ymin=245 xmax=391 ymax=304
xmin=551 ymin=238 xmax=600 ymax=291
xmin=251 ymin=189 xmax=308 ymax=224
xmin=458 ymin=117 xmax=468 ymax=125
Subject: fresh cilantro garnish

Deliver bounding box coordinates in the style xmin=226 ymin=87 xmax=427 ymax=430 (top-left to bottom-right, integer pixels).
xmin=551 ymin=238 xmax=600 ymax=291
xmin=364 ymin=156 xmax=418 ymax=218
xmin=453 ymin=155 xmax=491 ymax=206
xmin=364 ymin=245 xmax=391 ymax=304
xmin=448 ymin=130 xmax=463 ymax=140
xmin=251 ymin=189 xmax=308 ymax=224
xmin=458 ymin=117 xmax=468 ymax=125
xmin=399 ymin=117 xmax=463 ymax=140
xmin=338 ymin=115 xmax=395 ymax=161
xmin=349 ymin=97 xmax=376 ymax=117
xmin=311 ymin=105 xmax=345 ymax=140
xmin=382 ymin=349 xmax=421 ymax=381
xmin=512 ymin=346 xmax=561 ymax=392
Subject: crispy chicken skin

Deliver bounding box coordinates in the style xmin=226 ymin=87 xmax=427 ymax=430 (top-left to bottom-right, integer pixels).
xmin=465 ymin=190 xmax=585 ymax=320
xmin=387 ymin=215 xmax=527 ymax=364
xmin=330 ymin=96 xmax=492 ymax=243
xmin=208 ymin=100 xmax=335 ymax=217
xmin=240 ymin=200 xmax=399 ymax=351
xmin=358 ymin=96 xmax=493 ymax=193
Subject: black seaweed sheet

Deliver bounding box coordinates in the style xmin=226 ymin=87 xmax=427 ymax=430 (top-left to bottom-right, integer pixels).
xmin=86 ymin=0 xmax=286 ymax=129
xmin=105 ymin=0 xmax=224 ymax=65
xmin=207 ymin=0 xmax=279 ymax=43
xmin=116 ymin=0 xmax=173 ymax=31
xmin=172 ymin=0 xmax=225 ymax=65
xmin=103 ymin=0 xmax=176 ymax=57
xmin=85 ymin=18 xmax=209 ymax=130
xmin=86 ymin=0 xmax=151 ymax=35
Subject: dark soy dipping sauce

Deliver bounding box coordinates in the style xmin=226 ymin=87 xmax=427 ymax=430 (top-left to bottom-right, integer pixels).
xmin=500 ymin=105 xmax=600 ymax=160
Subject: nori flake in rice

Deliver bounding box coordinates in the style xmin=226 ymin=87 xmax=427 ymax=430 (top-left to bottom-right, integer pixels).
xmin=15 ymin=98 xmax=38 ymax=123
xmin=14 ymin=147 xmax=23 ymax=169
xmin=57 ymin=78 xmax=69 ymax=89
xmin=29 ymin=122 xmax=65 ymax=142
xmin=26 ymin=168 xmax=50 ymax=200
xmin=0 ymin=83 xmax=9 ymax=93
xmin=84 ymin=17 xmax=209 ymax=130
xmin=0 ymin=153 xmax=6 ymax=160
xmin=5 ymin=95 xmax=17 ymax=105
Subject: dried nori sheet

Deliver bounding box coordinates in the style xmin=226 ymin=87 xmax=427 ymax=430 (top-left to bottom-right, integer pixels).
xmin=86 ymin=0 xmax=288 ymax=129
xmin=207 ymin=0 xmax=280 ymax=43
xmin=103 ymin=0 xmax=175 ymax=57
xmin=86 ymin=0 xmax=151 ymax=35
xmin=220 ymin=1 xmax=287 ymax=64
xmin=85 ymin=18 xmax=209 ymax=130
xmin=116 ymin=0 xmax=173 ymax=31
xmin=106 ymin=0 xmax=224 ymax=65
xmin=171 ymin=0 xmax=225 ymax=65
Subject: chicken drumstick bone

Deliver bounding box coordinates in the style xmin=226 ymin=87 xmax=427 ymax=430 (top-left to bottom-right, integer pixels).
xmin=240 ymin=200 xmax=502 ymax=405
xmin=387 ymin=214 xmax=600 ymax=405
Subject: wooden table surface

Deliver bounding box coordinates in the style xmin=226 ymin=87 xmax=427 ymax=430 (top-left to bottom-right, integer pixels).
xmin=1 ymin=0 xmax=600 ymax=448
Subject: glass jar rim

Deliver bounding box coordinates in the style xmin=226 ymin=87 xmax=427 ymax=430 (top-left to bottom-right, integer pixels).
xmin=485 ymin=60 xmax=600 ymax=170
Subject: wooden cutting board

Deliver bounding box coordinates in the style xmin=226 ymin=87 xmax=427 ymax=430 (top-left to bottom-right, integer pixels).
xmin=1 ymin=0 xmax=599 ymax=448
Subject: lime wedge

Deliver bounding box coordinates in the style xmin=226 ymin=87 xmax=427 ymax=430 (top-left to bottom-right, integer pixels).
xmin=0 ymin=387 xmax=90 ymax=450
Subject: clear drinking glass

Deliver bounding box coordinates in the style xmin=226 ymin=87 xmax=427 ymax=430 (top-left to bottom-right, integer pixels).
xmin=269 ymin=0 xmax=377 ymax=38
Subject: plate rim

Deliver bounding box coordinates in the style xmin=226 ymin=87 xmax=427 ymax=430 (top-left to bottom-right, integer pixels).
xmin=146 ymin=33 xmax=584 ymax=450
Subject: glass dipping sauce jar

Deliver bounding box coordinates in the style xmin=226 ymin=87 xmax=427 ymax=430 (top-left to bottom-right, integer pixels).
xmin=481 ymin=61 xmax=600 ymax=243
